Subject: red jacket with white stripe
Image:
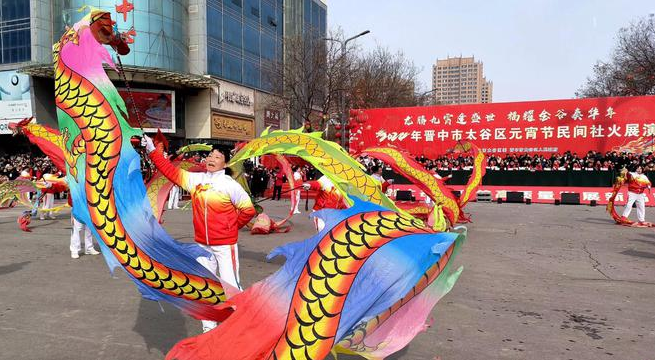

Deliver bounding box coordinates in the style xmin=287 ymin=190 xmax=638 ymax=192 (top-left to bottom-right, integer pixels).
xmin=150 ymin=150 xmax=256 ymax=246
xmin=626 ymin=172 xmax=651 ymax=194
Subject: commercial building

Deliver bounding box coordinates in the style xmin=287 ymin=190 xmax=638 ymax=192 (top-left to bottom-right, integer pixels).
xmin=432 ymin=56 xmax=493 ymax=105
xmin=0 ymin=0 xmax=327 ymax=151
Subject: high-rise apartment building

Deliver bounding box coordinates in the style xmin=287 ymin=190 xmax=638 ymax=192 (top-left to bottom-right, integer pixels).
xmin=432 ymin=56 xmax=493 ymax=105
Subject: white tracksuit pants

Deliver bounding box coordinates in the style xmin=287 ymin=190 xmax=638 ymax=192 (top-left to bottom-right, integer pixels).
xmin=313 ymin=213 xmax=325 ymax=233
xmin=293 ymin=190 xmax=301 ymax=213
xmin=622 ymin=191 xmax=646 ymax=222
xmin=70 ymin=216 xmax=95 ymax=253
xmin=196 ymin=243 xmax=241 ymax=332
xmin=41 ymin=193 xmax=55 ymax=219
xmin=168 ymin=185 xmax=180 ymax=209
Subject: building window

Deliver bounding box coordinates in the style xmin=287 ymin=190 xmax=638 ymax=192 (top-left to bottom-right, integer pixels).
xmin=0 ymin=0 xmax=31 ymax=64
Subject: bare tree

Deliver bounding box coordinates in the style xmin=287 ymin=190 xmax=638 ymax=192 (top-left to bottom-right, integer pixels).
xmin=265 ymin=31 xmax=355 ymax=131
xmin=578 ymin=16 xmax=655 ymax=97
xmin=265 ymin=30 xmax=428 ymax=135
xmin=351 ymin=47 xmax=423 ymax=108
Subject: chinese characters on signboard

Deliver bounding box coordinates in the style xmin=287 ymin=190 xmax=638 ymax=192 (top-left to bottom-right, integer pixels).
xmin=350 ymin=96 xmax=655 ymax=156
xmin=264 ymin=109 xmax=282 ymax=130
xmin=211 ymin=114 xmax=255 ymax=141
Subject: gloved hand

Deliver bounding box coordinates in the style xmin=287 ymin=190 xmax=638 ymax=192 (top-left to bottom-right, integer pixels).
xmin=387 ymin=179 xmax=394 ymax=184
xmin=141 ymin=134 xmax=156 ymax=153
xmin=302 ymin=183 xmax=311 ymax=190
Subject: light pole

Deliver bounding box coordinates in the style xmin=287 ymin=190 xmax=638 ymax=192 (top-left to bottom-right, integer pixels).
xmin=324 ymin=30 xmax=371 ymax=149
xmin=418 ymin=88 xmax=439 ymax=105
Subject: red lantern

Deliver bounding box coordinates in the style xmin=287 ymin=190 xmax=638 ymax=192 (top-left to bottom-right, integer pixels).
xmin=335 ymin=123 xmax=342 ymax=130
xmin=335 ymin=132 xmax=342 ymax=138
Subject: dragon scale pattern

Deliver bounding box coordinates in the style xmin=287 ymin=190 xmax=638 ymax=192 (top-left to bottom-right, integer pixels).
xmin=54 ymin=27 xmax=226 ymax=305
xmin=270 ymin=210 xmax=429 ymax=360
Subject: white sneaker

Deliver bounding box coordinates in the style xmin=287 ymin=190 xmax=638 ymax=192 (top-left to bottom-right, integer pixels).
xmin=84 ymin=249 xmax=100 ymax=255
xmin=39 ymin=216 xmax=45 ymax=220
xmin=293 ymin=211 xmax=301 ymax=214
xmin=71 ymin=252 xmax=80 ymax=259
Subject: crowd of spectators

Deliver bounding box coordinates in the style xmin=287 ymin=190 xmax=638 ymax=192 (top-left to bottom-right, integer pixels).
xmin=411 ymin=150 xmax=655 ymax=172
xmin=5 ymin=147 xmax=655 ymax=192
xmin=0 ymin=153 xmax=60 ymax=181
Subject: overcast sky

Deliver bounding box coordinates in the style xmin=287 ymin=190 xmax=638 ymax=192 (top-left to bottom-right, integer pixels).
xmin=327 ymin=0 xmax=653 ymax=103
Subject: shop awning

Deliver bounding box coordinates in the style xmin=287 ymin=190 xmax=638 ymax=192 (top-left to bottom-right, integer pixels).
xmin=19 ymin=63 xmax=218 ymax=89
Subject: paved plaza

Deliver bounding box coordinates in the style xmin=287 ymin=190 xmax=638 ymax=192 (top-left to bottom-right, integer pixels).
xmin=1 ymin=200 xmax=654 ymax=359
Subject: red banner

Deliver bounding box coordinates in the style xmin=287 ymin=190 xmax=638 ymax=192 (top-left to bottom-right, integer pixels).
xmin=349 ymin=96 xmax=655 ymax=157
xmin=390 ymin=184 xmax=655 ymax=206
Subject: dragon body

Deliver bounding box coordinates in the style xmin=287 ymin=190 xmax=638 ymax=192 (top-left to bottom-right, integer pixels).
xmin=53 ymin=10 xmax=229 ymax=320
xmin=230 ymin=128 xmax=409 ymax=217
xmin=167 ymin=200 xmax=462 ymax=360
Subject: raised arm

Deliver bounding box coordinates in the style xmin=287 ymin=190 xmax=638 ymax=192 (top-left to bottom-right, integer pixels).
xmin=143 ymin=136 xmax=193 ymax=192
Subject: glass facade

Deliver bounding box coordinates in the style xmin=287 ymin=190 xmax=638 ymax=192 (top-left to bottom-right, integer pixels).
xmin=206 ymin=0 xmax=284 ymax=92
xmin=0 ymin=0 xmax=31 ymax=64
xmin=57 ymin=0 xmax=189 ymax=73
xmin=303 ymin=0 xmax=325 ymax=38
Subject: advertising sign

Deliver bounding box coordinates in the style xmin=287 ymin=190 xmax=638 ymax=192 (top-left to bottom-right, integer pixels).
xmin=0 ymin=70 xmax=32 ymax=134
xmin=118 ymin=88 xmax=175 ymax=133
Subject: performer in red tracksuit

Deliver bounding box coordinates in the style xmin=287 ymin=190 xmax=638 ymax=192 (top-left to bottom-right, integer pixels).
xmin=143 ymin=135 xmax=256 ymax=332
xmin=302 ymin=175 xmax=347 ymax=232
xmin=621 ymin=165 xmax=651 ymax=225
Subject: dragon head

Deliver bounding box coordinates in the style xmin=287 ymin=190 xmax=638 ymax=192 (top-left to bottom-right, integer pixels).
xmin=8 ymin=117 xmax=33 ymax=136
xmin=89 ymin=10 xmax=130 ymax=55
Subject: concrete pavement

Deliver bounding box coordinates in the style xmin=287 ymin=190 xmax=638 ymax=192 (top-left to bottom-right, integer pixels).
xmin=0 ymin=200 xmax=654 ymax=359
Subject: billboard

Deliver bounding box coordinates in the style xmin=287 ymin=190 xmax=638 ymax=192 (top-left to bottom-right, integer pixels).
xmin=118 ymin=88 xmax=176 ymax=133
xmin=0 ymin=70 xmax=32 ymax=135
xmin=349 ymin=96 xmax=655 ymax=157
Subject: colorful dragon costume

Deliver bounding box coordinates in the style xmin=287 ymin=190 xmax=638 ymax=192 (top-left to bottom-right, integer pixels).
xmin=451 ymin=141 xmax=487 ymax=208
xmin=0 ymin=174 xmax=69 ymax=231
xmin=360 ymin=141 xmax=486 ymax=229
xmin=167 ymin=199 xmax=465 ymax=360
xmin=10 ymin=117 xmax=67 ymax=173
xmin=10 ymin=118 xmax=191 ymax=223
xmin=606 ymin=170 xmax=654 ymax=227
xmin=53 ymin=9 xmax=231 ymax=321
xmin=229 ymin=128 xmax=410 ymax=219
xmin=44 ymin=10 xmax=467 ymax=360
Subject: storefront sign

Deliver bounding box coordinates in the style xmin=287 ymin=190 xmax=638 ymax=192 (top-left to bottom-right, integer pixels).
xmin=118 ymin=88 xmax=175 ymax=133
xmin=0 ymin=70 xmax=32 ymax=134
xmin=211 ymin=80 xmax=255 ymax=117
xmin=211 ymin=114 xmax=254 ymax=141
xmin=264 ymin=109 xmax=281 ymax=129
xmin=350 ymin=96 xmax=655 ymax=156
